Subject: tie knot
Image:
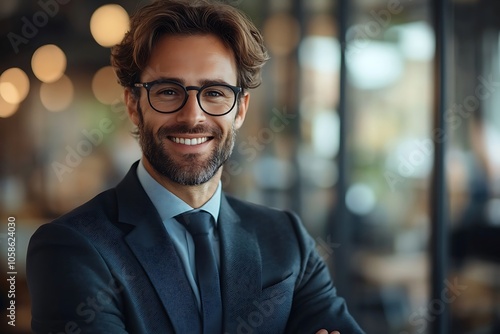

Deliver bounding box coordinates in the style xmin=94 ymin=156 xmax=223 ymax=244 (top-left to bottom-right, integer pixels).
xmin=176 ymin=211 xmax=213 ymax=236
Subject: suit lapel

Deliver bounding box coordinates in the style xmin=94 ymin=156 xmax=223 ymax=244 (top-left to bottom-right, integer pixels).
xmin=218 ymin=195 xmax=262 ymax=330
xmin=115 ymin=162 xmax=202 ymax=333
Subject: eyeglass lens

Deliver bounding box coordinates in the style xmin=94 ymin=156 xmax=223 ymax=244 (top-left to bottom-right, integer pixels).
xmin=148 ymin=82 xmax=236 ymax=114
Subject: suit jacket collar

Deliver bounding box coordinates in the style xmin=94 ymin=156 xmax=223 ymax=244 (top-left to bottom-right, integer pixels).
xmin=115 ymin=162 xmax=202 ymax=333
xmin=115 ymin=162 xmax=263 ymax=332
xmin=219 ymin=195 xmax=262 ymax=329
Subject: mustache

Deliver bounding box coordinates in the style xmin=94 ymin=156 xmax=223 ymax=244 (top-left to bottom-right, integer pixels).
xmin=156 ymin=124 xmax=223 ymax=139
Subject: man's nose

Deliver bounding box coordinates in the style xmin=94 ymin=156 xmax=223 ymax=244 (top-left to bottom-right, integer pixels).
xmin=175 ymin=91 xmax=206 ymax=126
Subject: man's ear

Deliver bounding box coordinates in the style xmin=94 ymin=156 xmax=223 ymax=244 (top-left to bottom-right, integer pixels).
xmin=234 ymin=92 xmax=250 ymax=130
xmin=124 ymin=88 xmax=140 ymax=126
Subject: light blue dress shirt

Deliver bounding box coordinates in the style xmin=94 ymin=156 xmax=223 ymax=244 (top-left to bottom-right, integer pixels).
xmin=136 ymin=160 xmax=221 ymax=311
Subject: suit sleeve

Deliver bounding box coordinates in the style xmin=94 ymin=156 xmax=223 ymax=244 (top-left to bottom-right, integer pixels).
xmin=284 ymin=211 xmax=365 ymax=334
xmin=27 ymin=222 xmax=128 ymax=334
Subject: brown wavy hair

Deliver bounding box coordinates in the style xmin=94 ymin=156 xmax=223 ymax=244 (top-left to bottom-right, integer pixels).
xmin=111 ymin=0 xmax=269 ymax=96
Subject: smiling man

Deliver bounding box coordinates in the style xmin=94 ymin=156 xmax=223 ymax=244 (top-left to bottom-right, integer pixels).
xmin=26 ymin=1 xmax=364 ymax=333
xmin=130 ymin=33 xmax=244 ymax=207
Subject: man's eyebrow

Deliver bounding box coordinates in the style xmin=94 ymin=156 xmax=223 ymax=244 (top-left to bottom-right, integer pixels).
xmin=198 ymin=78 xmax=235 ymax=86
xmin=152 ymin=77 xmax=235 ymax=86
xmin=153 ymin=77 xmax=185 ymax=84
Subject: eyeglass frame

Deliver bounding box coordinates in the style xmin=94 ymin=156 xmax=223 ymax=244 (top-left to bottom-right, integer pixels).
xmin=133 ymin=79 xmax=243 ymax=116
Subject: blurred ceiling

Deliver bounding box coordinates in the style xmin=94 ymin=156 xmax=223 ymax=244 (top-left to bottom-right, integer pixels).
xmin=0 ymin=0 xmax=498 ymax=76
xmin=0 ymin=0 xmax=427 ymax=70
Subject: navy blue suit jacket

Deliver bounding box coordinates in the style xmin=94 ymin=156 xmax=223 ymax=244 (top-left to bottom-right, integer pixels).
xmin=27 ymin=162 xmax=364 ymax=333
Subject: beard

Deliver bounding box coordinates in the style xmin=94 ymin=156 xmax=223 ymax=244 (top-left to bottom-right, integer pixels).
xmin=136 ymin=104 xmax=237 ymax=186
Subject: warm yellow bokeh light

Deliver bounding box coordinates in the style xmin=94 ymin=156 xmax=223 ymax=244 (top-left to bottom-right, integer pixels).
xmin=40 ymin=75 xmax=74 ymax=112
xmin=31 ymin=44 xmax=67 ymax=83
xmin=0 ymin=82 xmax=20 ymax=104
xmin=90 ymin=4 xmax=129 ymax=47
xmin=92 ymin=66 xmax=123 ymax=104
xmin=0 ymin=67 xmax=30 ymax=103
xmin=0 ymin=94 xmax=19 ymax=118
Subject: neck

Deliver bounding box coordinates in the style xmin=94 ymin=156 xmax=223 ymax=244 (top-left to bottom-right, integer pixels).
xmin=141 ymin=157 xmax=221 ymax=208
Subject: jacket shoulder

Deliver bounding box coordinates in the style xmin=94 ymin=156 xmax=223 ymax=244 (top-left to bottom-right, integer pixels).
xmin=225 ymin=194 xmax=293 ymax=220
xmin=224 ymin=194 xmax=308 ymax=244
xmin=50 ymin=188 xmax=118 ymax=232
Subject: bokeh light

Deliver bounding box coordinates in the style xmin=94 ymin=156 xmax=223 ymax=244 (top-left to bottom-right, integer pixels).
xmin=0 ymin=93 xmax=19 ymax=118
xmin=346 ymin=41 xmax=404 ymax=90
xmin=0 ymin=82 xmax=19 ymax=104
xmin=299 ymin=36 xmax=340 ymax=72
xmin=31 ymin=44 xmax=67 ymax=83
xmin=346 ymin=183 xmax=376 ymax=215
xmin=40 ymin=75 xmax=74 ymax=112
xmin=312 ymin=110 xmax=340 ymax=158
xmin=90 ymin=4 xmax=129 ymax=47
xmin=0 ymin=67 xmax=30 ymax=104
xmin=394 ymin=21 xmax=435 ymax=61
xmin=92 ymin=66 xmax=123 ymax=104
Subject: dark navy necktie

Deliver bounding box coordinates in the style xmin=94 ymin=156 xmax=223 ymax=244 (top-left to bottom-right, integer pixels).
xmin=176 ymin=211 xmax=222 ymax=334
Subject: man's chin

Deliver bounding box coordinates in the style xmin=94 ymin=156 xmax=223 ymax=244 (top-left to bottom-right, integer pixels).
xmin=149 ymin=160 xmax=218 ymax=186
xmin=165 ymin=170 xmax=215 ymax=186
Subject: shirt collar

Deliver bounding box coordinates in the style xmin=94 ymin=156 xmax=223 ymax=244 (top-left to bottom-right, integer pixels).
xmin=137 ymin=160 xmax=221 ymax=224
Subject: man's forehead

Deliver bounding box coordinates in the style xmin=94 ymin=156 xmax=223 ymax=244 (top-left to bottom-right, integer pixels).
xmin=147 ymin=34 xmax=236 ymax=64
xmin=140 ymin=34 xmax=238 ymax=84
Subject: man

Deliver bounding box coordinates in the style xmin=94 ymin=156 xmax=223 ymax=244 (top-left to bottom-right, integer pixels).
xmin=27 ymin=1 xmax=364 ymax=333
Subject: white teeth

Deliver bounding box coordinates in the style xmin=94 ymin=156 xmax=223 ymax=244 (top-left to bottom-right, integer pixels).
xmin=171 ymin=137 xmax=208 ymax=146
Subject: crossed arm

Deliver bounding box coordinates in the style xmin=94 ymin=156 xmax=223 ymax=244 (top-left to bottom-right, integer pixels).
xmin=284 ymin=211 xmax=365 ymax=334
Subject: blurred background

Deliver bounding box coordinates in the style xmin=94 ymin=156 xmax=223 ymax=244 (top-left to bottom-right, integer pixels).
xmin=1 ymin=0 xmax=500 ymax=333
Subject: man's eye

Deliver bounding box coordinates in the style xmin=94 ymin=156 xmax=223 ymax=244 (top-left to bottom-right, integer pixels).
xmin=206 ymin=90 xmax=223 ymax=97
xmin=158 ymin=89 xmax=177 ymax=96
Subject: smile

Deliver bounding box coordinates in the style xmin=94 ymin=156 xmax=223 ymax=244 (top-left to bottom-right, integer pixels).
xmin=169 ymin=136 xmax=210 ymax=146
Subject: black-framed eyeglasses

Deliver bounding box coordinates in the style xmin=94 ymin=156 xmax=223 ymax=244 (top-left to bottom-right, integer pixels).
xmin=134 ymin=80 xmax=242 ymax=116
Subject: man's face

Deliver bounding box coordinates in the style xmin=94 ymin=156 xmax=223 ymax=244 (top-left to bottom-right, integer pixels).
xmin=126 ymin=34 xmax=249 ymax=186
